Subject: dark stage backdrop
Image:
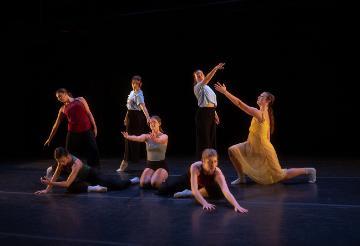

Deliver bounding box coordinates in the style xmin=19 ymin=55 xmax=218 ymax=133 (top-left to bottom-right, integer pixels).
xmin=2 ymin=0 xmax=347 ymax=161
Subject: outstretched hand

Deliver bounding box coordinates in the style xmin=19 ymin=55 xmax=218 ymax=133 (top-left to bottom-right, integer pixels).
xmin=234 ymin=205 xmax=248 ymax=213
xmin=44 ymin=139 xmax=51 ymax=147
xmin=215 ymin=63 xmax=225 ymax=70
xmin=214 ymin=82 xmax=227 ymax=94
xmin=121 ymin=131 xmax=129 ymax=139
xmin=34 ymin=189 xmax=49 ymax=195
xmin=203 ymin=202 xmax=216 ymax=211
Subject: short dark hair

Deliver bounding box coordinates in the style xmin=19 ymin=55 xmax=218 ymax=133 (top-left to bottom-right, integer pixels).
xmin=54 ymin=147 xmax=69 ymax=160
xmin=131 ymin=75 xmax=142 ymax=82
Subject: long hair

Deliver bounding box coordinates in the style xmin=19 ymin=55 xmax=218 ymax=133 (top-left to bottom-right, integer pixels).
xmin=264 ymin=92 xmax=275 ymax=134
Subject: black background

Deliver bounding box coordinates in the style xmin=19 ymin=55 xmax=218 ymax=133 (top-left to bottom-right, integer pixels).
xmin=2 ymin=0 xmax=348 ymax=161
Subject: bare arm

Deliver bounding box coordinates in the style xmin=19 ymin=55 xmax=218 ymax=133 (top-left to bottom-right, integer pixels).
xmin=214 ymin=83 xmax=263 ymax=121
xmin=215 ymin=169 xmax=248 ymax=213
xmin=79 ymin=97 xmax=98 ymax=137
xmin=202 ymin=63 xmax=225 ymax=85
xmin=139 ymin=103 xmax=150 ymax=123
xmin=46 ymin=160 xmax=82 ymax=188
xmin=44 ymin=108 xmax=64 ymax=146
xmin=190 ymin=164 xmax=209 ymax=206
xmin=124 ymin=111 xmax=129 ymax=126
xmin=121 ymin=132 xmax=148 ymax=142
xmin=214 ymin=111 xmax=220 ymax=125
xmin=35 ymin=164 xmax=62 ymax=194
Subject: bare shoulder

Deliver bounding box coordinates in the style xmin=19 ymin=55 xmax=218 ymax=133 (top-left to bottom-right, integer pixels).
xmin=73 ymin=158 xmax=83 ymax=168
xmin=215 ymin=167 xmax=224 ymax=177
xmin=77 ymin=97 xmax=86 ymax=102
xmin=190 ymin=162 xmax=202 ymax=173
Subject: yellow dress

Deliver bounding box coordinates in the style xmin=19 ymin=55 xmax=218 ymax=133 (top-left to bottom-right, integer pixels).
xmin=228 ymin=117 xmax=286 ymax=184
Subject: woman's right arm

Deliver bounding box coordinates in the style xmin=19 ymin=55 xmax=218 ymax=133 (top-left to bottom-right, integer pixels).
xmin=34 ymin=164 xmax=61 ymax=194
xmin=214 ymin=83 xmax=263 ymax=121
xmin=202 ymin=63 xmax=225 ymax=85
xmin=121 ymin=132 xmax=147 ymax=142
xmin=190 ymin=163 xmax=216 ymax=211
xmin=44 ymin=107 xmax=64 ymax=146
xmin=124 ymin=111 xmax=129 ymax=127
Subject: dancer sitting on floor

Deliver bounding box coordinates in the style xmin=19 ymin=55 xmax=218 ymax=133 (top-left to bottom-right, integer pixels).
xmin=158 ymin=148 xmax=248 ymax=213
xmin=214 ymin=82 xmax=316 ymax=185
xmin=121 ymin=116 xmax=169 ymax=189
xmin=35 ymin=147 xmax=139 ymax=194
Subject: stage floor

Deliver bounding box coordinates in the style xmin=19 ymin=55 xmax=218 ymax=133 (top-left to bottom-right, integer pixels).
xmin=0 ymin=157 xmax=359 ymax=245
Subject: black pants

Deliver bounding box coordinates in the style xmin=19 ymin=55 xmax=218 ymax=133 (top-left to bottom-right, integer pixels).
xmin=157 ymin=172 xmax=223 ymax=199
xmin=146 ymin=160 xmax=169 ymax=172
xmin=67 ymin=168 xmax=131 ymax=193
xmin=195 ymin=107 xmax=216 ymax=159
xmin=66 ymin=130 xmax=100 ymax=168
xmin=124 ymin=110 xmax=146 ymax=163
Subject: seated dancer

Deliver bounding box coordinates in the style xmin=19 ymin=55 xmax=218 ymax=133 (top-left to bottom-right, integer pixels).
xmin=214 ymin=82 xmax=316 ymax=185
xmin=35 ymin=147 xmax=139 ymax=194
xmin=121 ymin=116 xmax=169 ymax=189
xmin=158 ymin=149 xmax=248 ymax=213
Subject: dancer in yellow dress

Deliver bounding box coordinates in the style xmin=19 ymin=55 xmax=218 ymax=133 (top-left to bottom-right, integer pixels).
xmin=214 ymin=82 xmax=316 ymax=185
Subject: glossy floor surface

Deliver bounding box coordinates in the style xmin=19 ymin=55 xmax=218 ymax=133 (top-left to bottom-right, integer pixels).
xmin=0 ymin=158 xmax=359 ymax=245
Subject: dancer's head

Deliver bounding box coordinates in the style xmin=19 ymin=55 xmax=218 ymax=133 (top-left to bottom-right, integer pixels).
xmin=149 ymin=115 xmax=163 ymax=132
xmin=201 ymin=148 xmax=218 ymax=174
xmin=193 ymin=70 xmax=205 ymax=84
xmin=54 ymin=147 xmax=71 ymax=166
xmin=257 ymin=91 xmax=276 ymax=134
xmin=131 ymin=75 xmax=142 ymax=91
xmin=56 ymin=88 xmax=72 ymax=103
xmin=257 ymin=92 xmax=275 ymax=107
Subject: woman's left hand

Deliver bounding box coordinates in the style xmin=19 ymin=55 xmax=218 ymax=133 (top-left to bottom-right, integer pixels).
xmin=121 ymin=131 xmax=129 ymax=139
xmin=214 ymin=82 xmax=227 ymax=94
xmin=93 ymin=128 xmax=98 ymax=137
xmin=234 ymin=204 xmax=248 ymax=213
xmin=40 ymin=177 xmax=51 ymax=185
xmin=215 ymin=114 xmax=220 ymax=125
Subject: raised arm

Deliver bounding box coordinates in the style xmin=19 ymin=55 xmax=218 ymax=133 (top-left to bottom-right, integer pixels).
xmin=121 ymin=132 xmax=148 ymax=142
xmin=214 ymin=82 xmax=263 ymax=121
xmin=44 ymin=107 xmax=65 ymax=146
xmin=215 ymin=169 xmax=248 ymax=213
xmin=79 ymin=97 xmax=98 ymax=137
xmin=190 ymin=163 xmax=216 ymax=211
xmin=202 ymin=63 xmax=225 ymax=85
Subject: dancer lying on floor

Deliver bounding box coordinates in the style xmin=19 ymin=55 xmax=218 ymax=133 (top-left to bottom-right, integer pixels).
xmin=35 ymin=147 xmax=139 ymax=194
xmin=158 ymin=148 xmax=248 ymax=213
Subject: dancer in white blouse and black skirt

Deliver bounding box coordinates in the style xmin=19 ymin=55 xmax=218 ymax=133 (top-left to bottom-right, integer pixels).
xmin=117 ymin=75 xmax=150 ymax=172
xmin=193 ymin=63 xmax=225 ymax=159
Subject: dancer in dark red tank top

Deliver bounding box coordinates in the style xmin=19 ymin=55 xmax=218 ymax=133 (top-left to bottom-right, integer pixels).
xmin=158 ymin=149 xmax=248 ymax=213
xmin=44 ymin=88 xmax=100 ymax=176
